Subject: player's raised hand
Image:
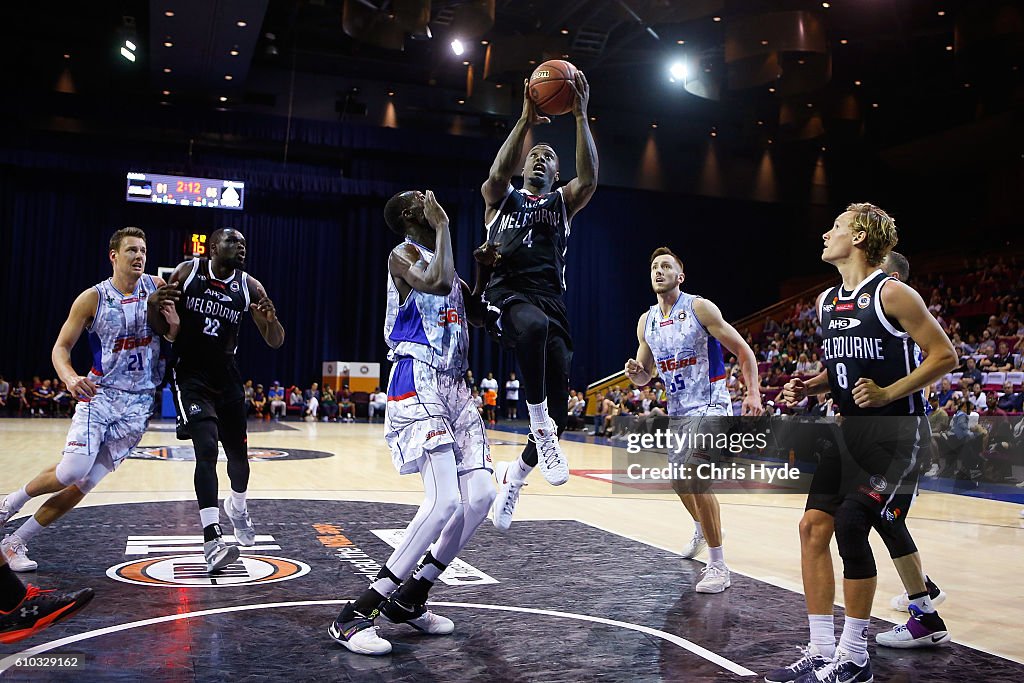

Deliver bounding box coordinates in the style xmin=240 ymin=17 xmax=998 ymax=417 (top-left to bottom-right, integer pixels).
xmin=148 ymin=281 xmax=180 ymax=307
xmin=65 ymin=374 xmax=98 ymax=399
xmin=251 ymin=296 xmax=277 ymax=324
xmin=521 ymin=79 xmax=551 ymax=126
xmin=571 ymin=71 xmax=590 ymax=117
xmin=473 ymin=241 xmax=502 ymax=267
xmin=423 ymin=190 xmax=449 ymax=229
xmin=852 ymin=377 xmax=890 ymax=408
xmin=780 ymin=377 xmax=806 ymax=405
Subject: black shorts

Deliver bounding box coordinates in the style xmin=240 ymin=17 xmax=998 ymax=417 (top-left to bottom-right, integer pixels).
xmin=806 ymin=416 xmax=929 ymax=526
xmin=171 ymin=364 xmax=246 ymax=444
xmin=484 ymin=288 xmax=573 ymax=352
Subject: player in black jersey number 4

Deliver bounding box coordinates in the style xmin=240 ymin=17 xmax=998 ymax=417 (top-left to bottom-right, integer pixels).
xmin=765 ymin=205 xmax=956 ymax=683
xmin=147 ymin=228 xmax=285 ymax=573
xmin=479 ymin=72 xmax=597 ymax=529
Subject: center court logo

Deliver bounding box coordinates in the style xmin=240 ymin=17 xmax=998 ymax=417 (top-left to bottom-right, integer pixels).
xmin=107 ymin=554 xmax=310 ymax=587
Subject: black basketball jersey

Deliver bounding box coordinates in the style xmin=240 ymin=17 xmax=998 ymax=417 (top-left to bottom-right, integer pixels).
xmin=174 ymin=257 xmax=250 ymax=372
xmin=818 ymin=269 xmax=924 ymax=416
xmin=485 ymin=186 xmax=571 ymax=296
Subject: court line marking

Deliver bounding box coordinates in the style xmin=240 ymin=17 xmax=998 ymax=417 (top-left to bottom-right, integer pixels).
xmin=0 ymin=599 xmax=756 ymax=677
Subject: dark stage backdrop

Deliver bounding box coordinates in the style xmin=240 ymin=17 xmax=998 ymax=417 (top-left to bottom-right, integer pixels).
xmin=0 ymin=128 xmax=825 ymax=393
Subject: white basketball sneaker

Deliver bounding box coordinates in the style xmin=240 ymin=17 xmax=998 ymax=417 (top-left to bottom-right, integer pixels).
xmin=532 ymin=419 xmax=568 ymax=486
xmin=492 ymin=461 xmax=526 ymax=531
xmin=1 ymin=535 xmax=37 ymax=572
xmin=695 ymin=561 xmax=731 ymax=593
xmin=680 ymin=527 xmax=707 ymax=559
xmin=223 ymin=497 xmax=256 ymax=547
xmin=0 ymin=497 xmax=14 ymax=526
xmin=329 ymin=604 xmax=393 ymax=656
xmin=380 ymin=597 xmax=454 ymax=635
xmin=203 ymin=537 xmax=240 ymax=573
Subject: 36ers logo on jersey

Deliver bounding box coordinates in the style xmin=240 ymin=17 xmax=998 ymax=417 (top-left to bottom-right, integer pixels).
xmin=112 ymin=335 xmax=153 ymax=352
xmin=658 ymin=356 xmax=697 ymax=373
xmin=437 ymin=307 xmax=461 ymax=326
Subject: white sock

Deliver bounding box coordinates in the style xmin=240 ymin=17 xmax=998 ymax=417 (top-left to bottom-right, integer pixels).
xmin=509 ymin=456 xmax=534 ymax=483
xmin=694 ymin=522 xmax=703 ymax=537
xmin=199 ymin=507 xmax=220 ymax=529
xmin=5 ymin=487 xmax=31 ymax=514
xmin=414 ymin=555 xmax=445 ymax=583
xmin=371 ymin=575 xmax=400 ymax=597
xmin=230 ymin=490 xmax=248 ymax=513
xmin=708 ymin=546 xmax=724 ymax=564
xmin=838 ymin=616 xmax=870 ymax=666
xmin=808 ymin=614 xmax=836 ymax=656
xmin=527 ymin=400 xmax=550 ymax=428
xmin=13 ymin=516 xmax=46 ymax=544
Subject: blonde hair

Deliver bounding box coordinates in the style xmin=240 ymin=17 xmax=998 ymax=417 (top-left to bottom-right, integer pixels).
xmin=109 ymin=226 xmax=146 ymax=253
xmin=846 ymin=203 xmax=897 ymax=267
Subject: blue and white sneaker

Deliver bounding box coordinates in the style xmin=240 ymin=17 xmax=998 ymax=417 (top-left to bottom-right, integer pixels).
xmin=764 ymin=644 xmax=832 ymax=683
xmin=876 ymin=605 xmax=950 ymax=649
xmin=794 ymin=648 xmax=872 ymax=683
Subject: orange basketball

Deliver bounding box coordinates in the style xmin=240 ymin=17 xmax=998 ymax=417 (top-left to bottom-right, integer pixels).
xmin=528 ymin=60 xmax=579 ymax=116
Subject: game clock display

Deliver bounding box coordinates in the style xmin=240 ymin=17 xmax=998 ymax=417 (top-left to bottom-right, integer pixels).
xmin=126 ymin=172 xmax=245 ymax=210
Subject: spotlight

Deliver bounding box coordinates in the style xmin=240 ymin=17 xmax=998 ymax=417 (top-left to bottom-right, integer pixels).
xmin=668 ymin=60 xmax=687 ymax=82
xmin=219 ymin=96 xmax=228 ymax=102
xmin=120 ymin=46 xmax=136 ymax=62
xmin=451 ymin=39 xmax=465 ymax=56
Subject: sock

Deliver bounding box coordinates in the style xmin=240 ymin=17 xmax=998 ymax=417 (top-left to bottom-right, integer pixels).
xmin=908 ymin=591 xmax=935 ymax=614
xmin=13 ymin=516 xmax=46 ymax=544
xmin=694 ymin=522 xmax=703 ymax=537
xmin=527 ymin=400 xmax=550 ymax=428
xmin=509 ymin=456 xmax=534 ymax=483
xmin=708 ymin=546 xmax=724 ymax=565
xmin=4 ymin=487 xmax=31 ymax=514
xmin=413 ymin=552 xmax=447 ymax=583
xmin=395 ymin=576 xmax=434 ymax=606
xmin=352 ymin=587 xmax=388 ymax=616
xmin=838 ymin=616 xmax=870 ymax=666
xmin=200 ymin=507 xmax=221 ymax=542
xmin=808 ymin=614 xmax=836 ymax=656
xmin=230 ymin=490 xmax=247 ymax=513
xmin=0 ymin=564 xmax=26 ymax=611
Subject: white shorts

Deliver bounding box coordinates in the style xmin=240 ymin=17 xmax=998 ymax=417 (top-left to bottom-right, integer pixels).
xmin=667 ymin=406 xmax=732 ymax=467
xmin=384 ymin=358 xmax=492 ymax=476
xmin=63 ymin=387 xmax=153 ymax=474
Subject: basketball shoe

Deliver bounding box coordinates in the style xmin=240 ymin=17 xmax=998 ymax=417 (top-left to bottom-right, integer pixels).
xmin=379 ymin=596 xmax=454 ymax=635
xmin=764 ymin=644 xmax=832 ymax=683
xmin=532 ymin=418 xmax=568 ymax=485
xmin=203 ymin=537 xmax=240 ymax=573
xmin=1 ymin=535 xmax=37 ymax=572
xmin=889 ymin=576 xmax=945 ymax=612
xmin=223 ymin=497 xmax=256 ymax=546
xmin=793 ymin=648 xmax=872 ymax=683
xmin=0 ymin=585 xmax=94 ymax=644
xmin=329 ymin=603 xmax=392 ymax=655
xmin=695 ymin=561 xmax=731 ymax=593
xmin=876 ymin=605 xmax=950 ymax=648
xmin=680 ymin=527 xmax=707 ymax=559
xmin=0 ymin=496 xmax=14 ymax=526
xmin=492 ymin=461 xmax=526 ymax=531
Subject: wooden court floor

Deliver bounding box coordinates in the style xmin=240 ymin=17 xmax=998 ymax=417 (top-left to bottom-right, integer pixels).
xmin=1 ymin=416 xmax=1022 ymax=667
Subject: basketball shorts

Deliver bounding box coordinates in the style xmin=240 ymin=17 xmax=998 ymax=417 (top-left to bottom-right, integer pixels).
xmin=171 ymin=364 xmax=246 ymax=445
xmin=483 ymin=288 xmax=574 ymax=352
xmin=806 ymin=416 xmax=929 ymax=527
xmin=385 ymin=357 xmax=492 ymax=476
xmin=62 ymin=387 xmax=153 ymax=473
xmin=666 ymin=407 xmax=733 ymax=467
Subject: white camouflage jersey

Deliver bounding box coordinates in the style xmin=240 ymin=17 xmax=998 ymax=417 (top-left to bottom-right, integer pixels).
xmin=384 ymin=239 xmax=468 ymax=374
xmin=87 ymin=275 xmax=163 ymax=393
xmin=644 ymin=292 xmax=731 ymax=416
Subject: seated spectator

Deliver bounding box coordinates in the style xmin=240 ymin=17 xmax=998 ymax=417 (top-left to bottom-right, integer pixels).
xmin=471 ymin=388 xmax=483 ymax=415
xmin=958 ymin=357 xmax=983 ymax=387
xmin=252 ymin=384 xmax=267 ymax=419
xmin=243 ymin=380 xmax=255 ymax=414
xmin=0 ymin=375 xmax=8 ymax=413
xmin=777 ymin=353 xmax=796 ymax=375
xmin=320 ymin=385 xmax=339 ymax=422
xmin=366 ymin=387 xmax=385 ymax=419
xmin=304 ymin=382 xmax=320 ymax=421
xmin=10 ymin=381 xmax=28 ymax=417
xmin=935 ymin=377 xmax=956 ymax=413
xmin=968 ymin=384 xmax=987 ymax=412
xmin=981 ymin=393 xmax=1008 ymax=418
xmin=268 ymin=381 xmax=286 ymax=420
xmin=287 ymin=386 xmax=306 ymax=419
xmin=652 ymin=381 xmax=667 ymax=405
xmin=795 ymin=353 xmax=814 ymax=375
xmin=338 ymin=386 xmax=355 ymax=422
xmin=566 ymin=391 xmax=587 ymax=431
xmin=52 ymin=381 xmax=74 ymax=418
xmin=31 ymin=379 xmax=53 ymax=417
xmin=997 ymin=381 xmax=1023 ymax=413
xmin=983 ymin=341 xmax=1015 ymax=372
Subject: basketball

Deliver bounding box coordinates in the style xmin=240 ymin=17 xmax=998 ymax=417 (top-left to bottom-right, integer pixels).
xmin=529 ymin=59 xmax=578 ymax=116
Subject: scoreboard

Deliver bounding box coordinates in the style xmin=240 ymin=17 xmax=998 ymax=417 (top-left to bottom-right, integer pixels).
xmin=126 ymin=172 xmax=245 ymax=210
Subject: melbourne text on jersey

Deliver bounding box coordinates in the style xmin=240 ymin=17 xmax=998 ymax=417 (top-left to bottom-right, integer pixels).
xmin=185 ymin=295 xmax=243 ymax=324
xmin=822 ymin=336 xmax=886 ymax=361
xmin=495 ymin=207 xmax=561 ymax=233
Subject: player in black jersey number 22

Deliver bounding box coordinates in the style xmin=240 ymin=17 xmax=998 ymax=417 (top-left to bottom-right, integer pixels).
xmin=148 ymin=228 xmax=285 ymax=573
xmin=478 ymin=72 xmax=597 ymax=530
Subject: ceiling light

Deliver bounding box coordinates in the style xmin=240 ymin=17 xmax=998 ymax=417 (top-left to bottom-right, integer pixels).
xmin=963 ymin=82 xmax=970 ymax=88
xmin=668 ymin=60 xmax=688 ymax=82
xmin=560 ymin=28 xmax=569 ymax=35
xmin=224 ymin=74 xmax=233 ymax=80
xmin=806 ymin=102 xmax=813 ymax=107
xmin=676 ymin=40 xmax=685 ymax=45
xmin=710 ymin=129 xmax=717 ymax=137
xmin=162 ymin=90 xmax=170 ymax=95
xmin=839 ymin=39 xmax=848 ymax=45
xmin=589 ymin=116 xmax=596 ymax=121
xmin=120 ymin=47 xmax=136 ymax=62
xmin=164 ymin=10 xmax=174 ymax=17
xmin=463 ymin=60 xmax=470 ymax=65
xmin=854 ymin=80 xmax=862 ymax=86
xmin=63 ymin=53 xmax=70 ymax=59
xmin=125 ymin=40 xmax=136 ymax=51
xmin=651 ymin=122 xmax=658 ymax=128
xmin=937 ymin=10 xmax=946 ymax=16
xmin=219 ymin=96 xmax=227 ymax=102
xmin=163 ymin=67 xmax=171 ymax=73
xmin=457 ymin=99 xmax=465 ymax=104
xmin=481 ymin=40 xmax=488 ymax=45
xmin=387 ymin=90 xmax=394 ymax=96
xmin=757 ymin=120 xmax=764 ymax=125
xmin=712 ymin=16 xmax=721 ymax=22
xmin=230 ymin=49 xmax=239 ymax=56
xmin=164 ymin=41 xmax=173 ymax=47
xmin=495 ymin=83 xmax=503 ymax=88
xmin=761 ymin=39 xmax=769 ymax=46
xmin=451 ymin=39 xmax=465 ymax=56
xmin=872 ymin=102 xmax=879 ymax=108
xmin=768 ymin=87 xmax=776 ymax=92
xmin=946 ymin=45 xmax=953 ymax=51
xmin=822 ymin=2 xmax=830 ymax=7
xmin=236 ymin=20 xmax=247 ymax=27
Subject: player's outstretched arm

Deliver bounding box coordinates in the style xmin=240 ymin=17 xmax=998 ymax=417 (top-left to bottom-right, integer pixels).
xmin=147 ymin=261 xmax=190 ymax=337
xmin=852 ymin=280 xmax=957 ymax=409
xmin=625 ymin=311 xmax=657 ymax=386
xmin=247 ymin=276 xmax=285 ymax=348
xmin=390 ymin=191 xmax=455 ymax=297
xmin=563 ymin=71 xmax=597 ymax=218
xmin=52 ymin=288 xmax=100 ymax=399
xmin=693 ymin=298 xmax=763 ymax=415
xmin=482 ymin=80 xmax=549 ymax=208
